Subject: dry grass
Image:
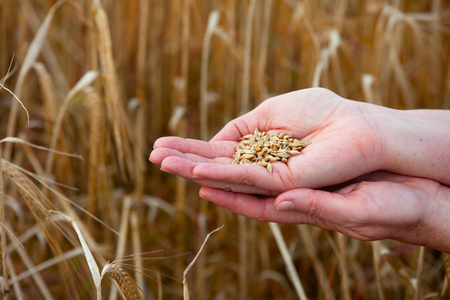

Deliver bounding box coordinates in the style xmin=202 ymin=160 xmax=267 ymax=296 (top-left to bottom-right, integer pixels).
xmin=0 ymin=0 xmax=449 ymax=299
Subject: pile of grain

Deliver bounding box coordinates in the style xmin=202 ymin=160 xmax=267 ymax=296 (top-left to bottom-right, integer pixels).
xmin=232 ymin=128 xmax=311 ymax=173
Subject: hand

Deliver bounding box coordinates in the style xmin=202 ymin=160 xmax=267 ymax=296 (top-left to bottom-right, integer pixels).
xmin=151 ymin=88 xmax=389 ymax=194
xmin=198 ymin=171 xmax=450 ymax=253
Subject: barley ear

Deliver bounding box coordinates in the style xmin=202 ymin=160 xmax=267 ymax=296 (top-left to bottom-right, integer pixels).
xmin=101 ymin=263 xmax=143 ymax=300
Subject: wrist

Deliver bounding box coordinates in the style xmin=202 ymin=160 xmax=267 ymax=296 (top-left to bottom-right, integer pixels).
xmin=416 ymin=183 xmax=450 ymax=253
xmin=379 ymin=109 xmax=450 ymax=185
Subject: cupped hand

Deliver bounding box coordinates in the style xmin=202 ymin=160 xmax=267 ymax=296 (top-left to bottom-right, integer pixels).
xmin=198 ymin=171 xmax=450 ymax=252
xmin=150 ymin=88 xmax=390 ymax=194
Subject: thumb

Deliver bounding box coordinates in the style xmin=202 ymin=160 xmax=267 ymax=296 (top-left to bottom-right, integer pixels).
xmin=275 ymin=188 xmax=356 ymax=223
xmin=210 ymin=109 xmax=263 ymax=142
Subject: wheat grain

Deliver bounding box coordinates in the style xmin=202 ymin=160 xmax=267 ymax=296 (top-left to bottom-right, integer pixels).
xmin=232 ymin=128 xmax=310 ymax=173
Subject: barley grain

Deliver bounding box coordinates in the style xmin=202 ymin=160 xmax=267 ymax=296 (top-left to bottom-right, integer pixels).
xmin=232 ymin=129 xmax=311 ymax=173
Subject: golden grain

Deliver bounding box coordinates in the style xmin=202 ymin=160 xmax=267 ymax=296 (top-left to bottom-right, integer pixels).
xmin=232 ymin=128 xmax=311 ymax=173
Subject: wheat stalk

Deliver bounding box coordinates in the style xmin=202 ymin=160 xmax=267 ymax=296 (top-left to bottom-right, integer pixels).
xmin=3 ymin=224 xmax=54 ymax=299
xmin=4 ymin=0 xmax=65 ymax=161
xmin=45 ymin=71 xmax=98 ymax=176
xmin=183 ymin=225 xmax=223 ymax=300
xmin=0 ymin=152 xmax=9 ymax=300
xmin=200 ymin=10 xmax=220 ymax=140
xmin=0 ymin=160 xmax=87 ymax=297
xmin=91 ymin=0 xmax=134 ymax=181
xmin=269 ymin=223 xmax=308 ymax=300
xmin=175 ymin=0 xmax=191 ymax=280
xmin=443 ymin=253 xmax=450 ymax=297
xmin=297 ymin=225 xmax=335 ymax=299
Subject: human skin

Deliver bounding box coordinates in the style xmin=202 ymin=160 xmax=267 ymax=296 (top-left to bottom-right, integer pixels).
xmin=199 ymin=172 xmax=450 ymax=253
xmin=149 ymin=88 xmax=450 ymax=252
xmin=151 ymin=88 xmax=450 ymax=191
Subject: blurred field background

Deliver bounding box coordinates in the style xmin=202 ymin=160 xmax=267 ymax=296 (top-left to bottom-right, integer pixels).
xmin=0 ymin=0 xmax=449 ymax=299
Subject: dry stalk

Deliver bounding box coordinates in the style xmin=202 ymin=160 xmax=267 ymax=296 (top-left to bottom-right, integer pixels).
xmin=443 ymin=253 xmax=450 ymax=297
xmin=130 ymin=205 xmax=144 ymax=295
xmin=33 ymin=63 xmax=74 ymax=183
xmin=53 ymin=211 xmax=104 ymax=299
xmin=257 ymin=0 xmax=272 ymax=103
xmin=3 ymin=224 xmax=54 ymax=299
xmin=133 ymin=0 xmax=150 ymax=199
xmin=6 ymin=255 xmax=23 ymax=300
xmin=2 ymin=160 xmax=51 ymax=226
xmin=19 ymin=0 xmax=69 ymax=92
xmin=4 ymin=0 xmax=65 ymax=161
xmin=413 ymin=246 xmax=425 ymax=300
xmin=371 ymin=241 xmax=386 ymax=300
xmin=238 ymin=213 xmax=248 ymax=300
xmin=9 ymin=248 xmax=83 ymax=286
xmin=33 ymin=63 xmax=59 ymax=129
xmin=183 ymin=225 xmax=223 ymax=300
xmin=241 ymin=0 xmax=257 ymax=115
xmin=269 ymin=222 xmax=307 ymax=300
xmin=297 ymin=225 xmax=334 ymax=299
xmin=200 ymin=10 xmax=220 ymax=140
xmin=45 ymin=71 xmax=98 ymax=178
xmin=288 ymin=2 xmax=321 ymax=88
xmin=174 ymin=0 xmax=191 ymax=280
xmin=91 ymin=0 xmax=135 ymax=181
xmin=232 ymin=128 xmax=311 ymax=174
xmin=109 ymin=196 xmax=132 ymax=300
xmin=85 ymin=87 xmax=106 ymax=217
xmin=0 ymin=151 xmax=9 ymax=299
xmin=336 ymin=233 xmax=351 ymax=300
xmin=0 ymin=160 xmax=84 ymax=297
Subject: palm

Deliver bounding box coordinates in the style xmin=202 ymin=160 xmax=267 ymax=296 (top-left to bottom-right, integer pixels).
xmin=151 ymin=88 xmax=385 ymax=195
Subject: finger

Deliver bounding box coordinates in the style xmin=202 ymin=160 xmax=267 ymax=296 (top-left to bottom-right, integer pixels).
xmin=150 ymin=147 xmax=231 ymax=166
xmin=160 ymin=156 xmax=197 ymax=179
xmin=321 ymin=171 xmax=414 ymax=193
xmin=196 ymin=179 xmax=278 ymax=196
xmin=210 ymin=109 xmax=263 ymax=142
xmin=192 ymin=162 xmax=287 ymax=192
xmin=352 ymin=170 xmax=412 ymax=183
xmin=160 ymin=156 xmax=276 ymax=195
xmin=199 ymin=187 xmax=326 ymax=224
xmin=275 ymin=188 xmax=360 ymax=225
xmin=153 ymin=136 xmax=237 ymax=158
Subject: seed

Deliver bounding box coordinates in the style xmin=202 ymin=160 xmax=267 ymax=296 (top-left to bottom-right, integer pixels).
xmin=273 ymin=152 xmax=290 ymax=158
xmin=231 ymin=128 xmax=311 ymax=174
xmin=242 ymin=154 xmax=255 ymax=160
xmin=267 ymin=156 xmax=279 ymax=162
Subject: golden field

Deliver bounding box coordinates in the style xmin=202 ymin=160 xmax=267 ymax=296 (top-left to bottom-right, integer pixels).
xmin=0 ymin=0 xmax=449 ymax=299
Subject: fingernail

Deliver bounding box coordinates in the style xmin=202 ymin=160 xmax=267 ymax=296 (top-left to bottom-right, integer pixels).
xmin=192 ymin=167 xmax=203 ymax=179
xmin=277 ymin=201 xmax=294 ymax=211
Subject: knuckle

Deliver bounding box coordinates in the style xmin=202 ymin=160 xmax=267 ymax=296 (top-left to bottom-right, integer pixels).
xmin=306 ymin=191 xmax=322 ymax=218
